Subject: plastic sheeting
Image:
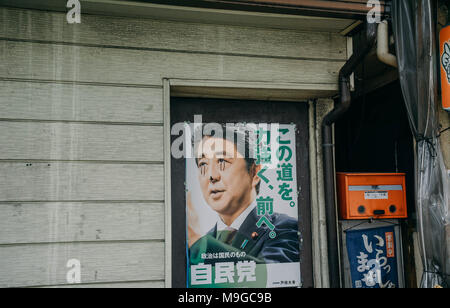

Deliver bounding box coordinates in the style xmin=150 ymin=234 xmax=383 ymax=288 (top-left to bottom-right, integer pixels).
xmin=392 ymin=0 xmax=450 ymax=288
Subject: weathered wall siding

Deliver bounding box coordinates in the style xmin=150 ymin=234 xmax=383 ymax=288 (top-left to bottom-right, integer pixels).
xmin=0 ymin=202 xmax=164 ymax=244
xmin=38 ymin=281 xmax=165 ymax=288
xmin=0 ymin=241 xmax=164 ymax=288
xmin=0 ymin=81 xmax=163 ymax=123
xmin=0 ymin=40 xmax=342 ymax=86
xmin=0 ymin=7 xmax=347 ymax=61
xmin=0 ymin=162 xmax=164 ymax=201
xmin=0 ymin=6 xmax=346 ymax=288
xmin=0 ymin=122 xmax=164 ymax=161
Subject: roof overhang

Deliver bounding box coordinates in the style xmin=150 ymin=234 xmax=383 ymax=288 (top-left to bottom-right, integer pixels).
xmin=135 ymin=0 xmax=390 ymax=20
xmin=0 ymin=0 xmax=365 ymax=33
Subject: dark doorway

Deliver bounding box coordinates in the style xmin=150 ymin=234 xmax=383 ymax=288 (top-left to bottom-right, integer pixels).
xmin=170 ymin=97 xmax=313 ymax=288
xmin=334 ymin=80 xmax=417 ymax=288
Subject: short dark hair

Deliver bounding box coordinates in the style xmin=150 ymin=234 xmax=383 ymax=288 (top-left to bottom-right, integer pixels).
xmin=193 ymin=123 xmax=261 ymax=195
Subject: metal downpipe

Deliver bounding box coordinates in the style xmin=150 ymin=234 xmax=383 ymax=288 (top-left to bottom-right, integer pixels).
xmin=321 ymin=22 xmax=377 ymax=288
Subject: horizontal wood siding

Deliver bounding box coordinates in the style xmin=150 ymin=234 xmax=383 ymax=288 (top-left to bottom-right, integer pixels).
xmin=0 ymin=40 xmax=342 ymax=86
xmin=0 ymin=81 xmax=163 ymax=123
xmin=0 ymin=7 xmax=347 ymax=61
xmin=37 ymin=281 xmax=165 ymax=288
xmin=0 ymin=162 xmax=164 ymax=201
xmin=0 ymin=242 xmax=164 ymax=288
xmin=0 ymin=6 xmax=346 ymax=287
xmin=0 ymin=122 xmax=164 ymax=161
xmin=0 ymin=202 xmax=165 ymax=244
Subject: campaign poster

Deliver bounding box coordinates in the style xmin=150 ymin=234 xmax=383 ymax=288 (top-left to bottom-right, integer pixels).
xmin=346 ymin=226 xmax=399 ymax=288
xmin=185 ymin=123 xmax=301 ymax=288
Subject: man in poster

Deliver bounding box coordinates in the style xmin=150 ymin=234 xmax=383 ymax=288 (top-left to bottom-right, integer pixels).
xmin=186 ymin=124 xmax=300 ymax=287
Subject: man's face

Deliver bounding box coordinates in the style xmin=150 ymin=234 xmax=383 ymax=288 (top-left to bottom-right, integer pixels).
xmin=196 ymin=137 xmax=259 ymax=217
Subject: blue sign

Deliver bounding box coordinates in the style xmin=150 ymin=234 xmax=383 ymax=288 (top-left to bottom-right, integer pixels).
xmin=346 ymin=226 xmax=399 ymax=288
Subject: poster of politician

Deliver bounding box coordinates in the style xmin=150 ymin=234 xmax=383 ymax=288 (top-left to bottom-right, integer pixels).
xmin=185 ymin=123 xmax=301 ymax=288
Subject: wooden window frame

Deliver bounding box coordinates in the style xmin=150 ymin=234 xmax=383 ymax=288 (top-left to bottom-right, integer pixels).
xmin=163 ymin=79 xmax=334 ymax=288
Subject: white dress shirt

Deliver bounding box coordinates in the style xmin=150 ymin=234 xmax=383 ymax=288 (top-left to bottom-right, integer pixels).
xmin=216 ymin=200 xmax=257 ymax=232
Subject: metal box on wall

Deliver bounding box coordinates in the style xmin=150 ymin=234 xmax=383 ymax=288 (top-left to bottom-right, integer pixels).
xmin=337 ymin=173 xmax=407 ymax=220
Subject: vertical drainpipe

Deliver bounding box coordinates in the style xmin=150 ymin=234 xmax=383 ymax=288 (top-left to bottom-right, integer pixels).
xmin=321 ymin=22 xmax=377 ymax=288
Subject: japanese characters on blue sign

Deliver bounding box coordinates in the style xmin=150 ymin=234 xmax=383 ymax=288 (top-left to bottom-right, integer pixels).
xmin=346 ymin=226 xmax=399 ymax=288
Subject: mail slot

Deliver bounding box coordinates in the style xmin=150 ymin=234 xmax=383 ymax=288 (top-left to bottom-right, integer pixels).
xmin=337 ymin=173 xmax=407 ymax=220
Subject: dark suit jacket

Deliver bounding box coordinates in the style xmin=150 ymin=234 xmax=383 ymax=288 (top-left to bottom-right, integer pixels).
xmin=189 ymin=207 xmax=300 ymax=265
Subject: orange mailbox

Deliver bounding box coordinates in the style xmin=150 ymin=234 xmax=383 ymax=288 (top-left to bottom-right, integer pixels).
xmin=337 ymin=173 xmax=407 ymax=220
